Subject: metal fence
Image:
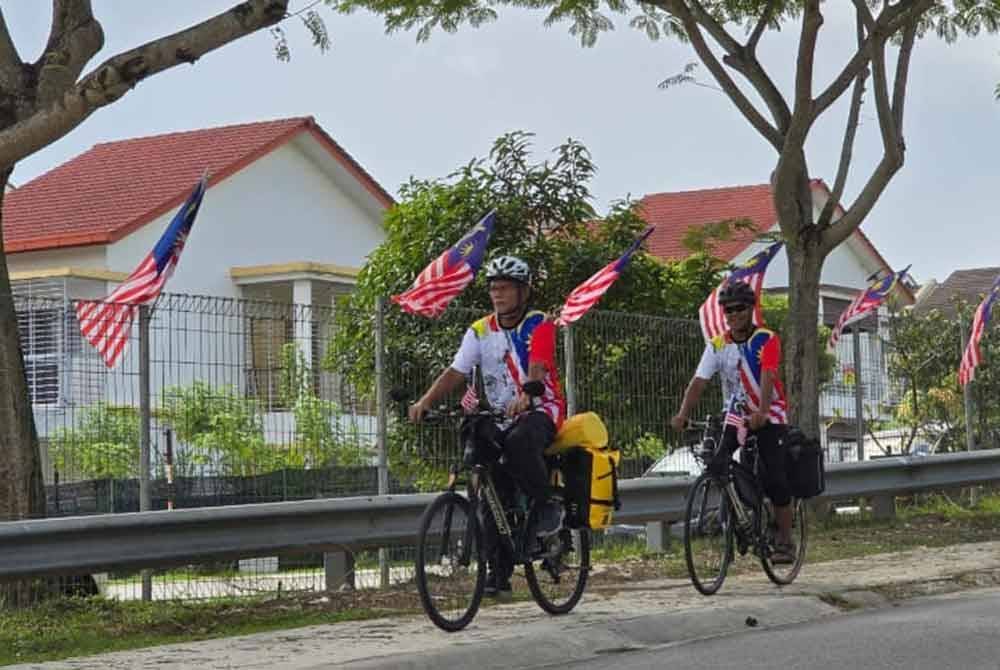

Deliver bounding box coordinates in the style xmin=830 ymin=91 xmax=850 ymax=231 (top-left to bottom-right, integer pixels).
xmin=2 ymin=291 xmax=994 ymax=602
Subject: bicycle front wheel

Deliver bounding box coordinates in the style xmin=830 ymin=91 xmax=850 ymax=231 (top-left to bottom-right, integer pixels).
xmin=760 ymin=497 xmax=807 ymax=586
xmin=525 ymin=527 xmax=590 ymax=615
xmin=415 ymin=491 xmax=485 ymax=632
xmin=683 ymin=473 xmax=734 ymax=596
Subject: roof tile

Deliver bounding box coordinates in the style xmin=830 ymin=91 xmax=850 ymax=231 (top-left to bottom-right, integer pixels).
xmin=2 ymin=117 xmax=391 ymax=253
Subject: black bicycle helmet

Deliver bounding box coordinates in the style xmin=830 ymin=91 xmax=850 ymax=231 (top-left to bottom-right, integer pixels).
xmin=718 ymin=280 xmax=756 ymax=307
xmin=484 ymin=255 xmax=531 ymax=286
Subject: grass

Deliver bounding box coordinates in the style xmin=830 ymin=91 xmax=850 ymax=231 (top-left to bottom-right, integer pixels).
xmin=4 ymin=491 xmax=1000 ymax=666
xmin=0 ymin=591 xmax=416 ymax=666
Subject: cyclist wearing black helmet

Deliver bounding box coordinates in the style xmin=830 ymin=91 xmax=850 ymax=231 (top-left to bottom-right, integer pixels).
xmin=670 ymin=279 xmax=796 ymax=564
xmin=408 ymin=254 xmax=567 ymax=598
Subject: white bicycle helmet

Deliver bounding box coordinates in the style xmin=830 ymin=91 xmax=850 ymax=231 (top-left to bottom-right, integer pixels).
xmin=484 ymin=255 xmax=531 ymax=285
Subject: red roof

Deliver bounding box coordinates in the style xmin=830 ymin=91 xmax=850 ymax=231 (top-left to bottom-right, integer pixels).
xmin=639 ymin=179 xmax=913 ymax=302
xmin=639 ymin=183 xmax=774 ymax=261
xmin=2 ymin=117 xmax=393 ymax=253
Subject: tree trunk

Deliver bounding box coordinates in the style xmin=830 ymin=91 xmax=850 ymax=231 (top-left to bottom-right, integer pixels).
xmin=784 ymin=237 xmax=824 ymax=437
xmin=0 ymin=170 xmax=48 ymax=607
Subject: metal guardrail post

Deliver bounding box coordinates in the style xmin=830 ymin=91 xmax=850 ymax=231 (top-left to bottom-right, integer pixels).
xmin=563 ymin=323 xmax=576 ymax=416
xmin=852 ymin=326 xmax=865 ymax=462
xmin=139 ymin=304 xmax=153 ymax=602
xmin=375 ymin=296 xmax=390 ymax=588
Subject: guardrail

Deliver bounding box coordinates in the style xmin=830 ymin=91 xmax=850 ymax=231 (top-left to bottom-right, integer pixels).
xmin=2 ymin=449 xmax=999 ymax=581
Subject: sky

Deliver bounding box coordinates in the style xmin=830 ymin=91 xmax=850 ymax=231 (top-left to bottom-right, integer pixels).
xmin=4 ymin=1 xmax=999 ymax=284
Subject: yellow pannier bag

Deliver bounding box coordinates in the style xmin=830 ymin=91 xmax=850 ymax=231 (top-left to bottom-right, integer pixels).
xmin=549 ymin=412 xmax=609 ymax=453
xmin=548 ymin=413 xmax=621 ymax=530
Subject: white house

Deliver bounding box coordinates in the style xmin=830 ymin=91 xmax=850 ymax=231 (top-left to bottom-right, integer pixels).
xmin=2 ymin=117 xmax=393 ymax=447
xmin=639 ymin=179 xmax=915 ymax=459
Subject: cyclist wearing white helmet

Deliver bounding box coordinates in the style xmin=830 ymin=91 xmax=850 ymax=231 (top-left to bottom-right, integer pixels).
xmin=409 ymin=254 xmax=566 ymax=598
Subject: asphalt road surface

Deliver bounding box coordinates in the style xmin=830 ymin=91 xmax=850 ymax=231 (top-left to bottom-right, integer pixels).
xmin=558 ymin=588 xmax=1000 ymax=670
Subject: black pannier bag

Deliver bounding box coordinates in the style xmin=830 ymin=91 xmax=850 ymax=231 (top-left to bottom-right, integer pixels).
xmin=781 ymin=426 xmax=825 ymax=499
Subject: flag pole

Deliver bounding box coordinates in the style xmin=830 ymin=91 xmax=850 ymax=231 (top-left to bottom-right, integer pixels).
xmin=139 ymin=304 xmax=153 ymax=601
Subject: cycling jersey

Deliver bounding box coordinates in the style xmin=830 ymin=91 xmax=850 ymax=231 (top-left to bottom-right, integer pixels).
xmin=695 ymin=327 xmax=787 ymax=424
xmin=451 ymin=309 xmax=565 ymax=428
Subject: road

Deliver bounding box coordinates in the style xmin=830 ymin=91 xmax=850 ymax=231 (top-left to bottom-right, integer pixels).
xmin=558 ymin=588 xmax=1000 ymax=670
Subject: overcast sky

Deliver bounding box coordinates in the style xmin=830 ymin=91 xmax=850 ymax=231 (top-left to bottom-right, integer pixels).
xmin=5 ymin=2 xmax=999 ymax=284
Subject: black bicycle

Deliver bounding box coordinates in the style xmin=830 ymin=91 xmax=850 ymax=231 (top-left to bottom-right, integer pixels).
xmin=682 ymin=415 xmax=807 ymax=595
xmin=412 ymin=404 xmax=590 ymax=632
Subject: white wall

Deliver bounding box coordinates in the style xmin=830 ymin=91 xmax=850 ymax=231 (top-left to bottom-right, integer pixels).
xmin=733 ymin=230 xmax=877 ymax=292
xmin=8 ymin=246 xmax=108 ymax=275
xmin=106 ymin=135 xmax=386 ymax=299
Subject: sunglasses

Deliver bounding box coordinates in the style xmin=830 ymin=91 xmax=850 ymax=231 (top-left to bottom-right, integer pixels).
xmin=723 ymin=304 xmax=750 ymax=314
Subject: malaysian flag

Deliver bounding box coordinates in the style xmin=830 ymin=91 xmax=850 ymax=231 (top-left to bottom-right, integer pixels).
xmin=724 ymin=410 xmax=748 ymax=447
xmin=959 ymin=273 xmax=1000 ymax=386
xmin=699 ymin=241 xmax=783 ymax=342
xmin=460 ymin=385 xmax=479 ymax=413
xmin=554 ymin=227 xmax=653 ymax=327
xmin=392 ymin=210 xmax=496 ymax=318
xmin=76 ymin=176 xmax=207 ymax=368
xmin=827 ymin=265 xmax=911 ymax=352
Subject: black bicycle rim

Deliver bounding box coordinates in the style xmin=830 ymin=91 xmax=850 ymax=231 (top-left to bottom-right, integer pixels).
xmin=525 ymin=527 xmax=590 ymax=614
xmin=761 ymin=498 xmax=807 ymax=585
xmin=415 ymin=492 xmax=485 ymax=631
xmin=683 ymin=473 xmax=733 ymax=596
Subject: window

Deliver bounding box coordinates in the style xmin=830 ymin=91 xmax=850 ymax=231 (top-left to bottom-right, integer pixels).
xmin=17 ymin=306 xmax=66 ymax=404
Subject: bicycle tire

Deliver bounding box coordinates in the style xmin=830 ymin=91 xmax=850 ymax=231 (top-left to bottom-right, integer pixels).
xmin=415 ymin=491 xmax=486 ymax=632
xmin=760 ymin=498 xmax=807 ymax=586
xmin=683 ymin=473 xmax=734 ymax=596
xmin=525 ymin=527 xmax=590 ymax=615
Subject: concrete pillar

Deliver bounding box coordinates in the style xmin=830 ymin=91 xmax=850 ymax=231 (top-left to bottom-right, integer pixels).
xmin=646 ymin=520 xmax=671 ymax=553
xmin=870 ymin=494 xmax=896 ymax=520
xmin=292 ymin=279 xmax=313 ymax=375
xmin=324 ymin=551 xmax=355 ymax=591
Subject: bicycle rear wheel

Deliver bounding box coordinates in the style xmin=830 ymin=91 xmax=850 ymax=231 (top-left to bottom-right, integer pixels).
xmin=415 ymin=491 xmax=485 ymax=631
xmin=525 ymin=527 xmax=590 ymax=615
xmin=760 ymin=498 xmax=807 ymax=585
xmin=683 ymin=473 xmax=734 ymax=596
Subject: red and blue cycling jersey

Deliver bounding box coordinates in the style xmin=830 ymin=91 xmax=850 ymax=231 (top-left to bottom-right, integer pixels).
xmin=450 ymin=309 xmax=565 ymax=428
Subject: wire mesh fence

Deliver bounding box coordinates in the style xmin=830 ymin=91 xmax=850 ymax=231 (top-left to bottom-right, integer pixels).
xmin=2 ymin=290 xmax=996 ymax=604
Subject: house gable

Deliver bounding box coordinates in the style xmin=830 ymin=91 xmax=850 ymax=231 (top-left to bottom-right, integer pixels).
xmin=640 ymin=179 xmax=913 ymax=304
xmin=2 ymin=117 xmax=393 ymax=254
xmin=105 ymin=138 xmax=386 ymax=299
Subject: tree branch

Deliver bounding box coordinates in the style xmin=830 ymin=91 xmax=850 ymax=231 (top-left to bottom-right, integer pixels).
xmin=747 ymin=0 xmax=777 ymax=53
xmin=892 ymin=19 xmax=918 ymax=130
xmin=817 ymin=6 xmax=868 ymax=229
xmin=684 ymin=0 xmax=791 ymax=133
xmin=0 ymin=8 xmax=23 ymax=94
xmin=813 ymin=0 xmax=930 ymax=122
xmin=0 ymin=0 xmax=289 ymax=170
xmin=819 ymin=3 xmax=932 ymax=254
xmin=662 ymin=0 xmax=783 ymax=149
xmin=791 ymin=0 xmax=821 ymax=131
xmin=35 ymin=0 xmax=105 ymax=109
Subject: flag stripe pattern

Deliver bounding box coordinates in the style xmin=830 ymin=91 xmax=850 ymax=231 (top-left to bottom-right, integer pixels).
xmin=827 ymin=266 xmax=910 ymax=352
xmin=392 ymin=210 xmax=496 ymax=318
xmin=698 ymin=242 xmax=784 ymax=342
xmin=76 ymin=176 xmax=207 ymax=368
xmin=724 ymin=410 xmax=748 ymax=447
xmin=554 ymin=227 xmax=654 ymax=327
xmin=959 ymin=274 xmax=1000 ymax=386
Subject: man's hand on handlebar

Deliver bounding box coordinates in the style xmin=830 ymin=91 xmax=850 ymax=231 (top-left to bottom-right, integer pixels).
xmin=670 ymin=414 xmax=687 ymax=432
xmin=408 ymin=399 xmax=430 ymax=423
xmin=748 ymin=410 xmax=768 ymax=431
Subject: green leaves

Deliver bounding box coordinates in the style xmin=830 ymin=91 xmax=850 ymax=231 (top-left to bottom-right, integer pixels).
xmin=49 ymin=404 xmax=140 ymax=480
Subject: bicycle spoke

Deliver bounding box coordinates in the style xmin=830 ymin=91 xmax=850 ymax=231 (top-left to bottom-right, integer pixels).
xmin=416 ymin=493 xmax=485 ymax=631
